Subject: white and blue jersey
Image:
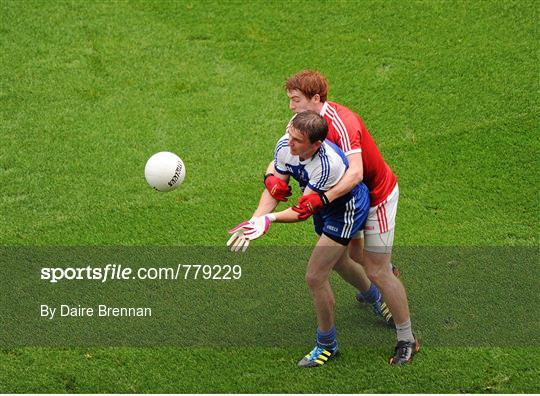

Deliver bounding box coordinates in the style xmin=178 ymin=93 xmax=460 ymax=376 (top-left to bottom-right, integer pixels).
xmin=274 ymin=134 xmax=370 ymax=242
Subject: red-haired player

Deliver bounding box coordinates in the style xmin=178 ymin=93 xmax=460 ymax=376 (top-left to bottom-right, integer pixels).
xmin=264 ymin=70 xmax=418 ymax=365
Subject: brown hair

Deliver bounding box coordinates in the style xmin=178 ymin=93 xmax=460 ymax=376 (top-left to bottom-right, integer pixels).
xmin=285 ymin=70 xmax=329 ymax=102
xmin=291 ymin=111 xmax=328 ymax=143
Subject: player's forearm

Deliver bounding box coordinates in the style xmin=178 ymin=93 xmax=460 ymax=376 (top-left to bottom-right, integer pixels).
xmin=273 ymin=207 xmax=302 ymax=223
xmin=252 ymin=189 xmax=279 ymax=217
xmin=324 ymin=166 xmax=363 ymax=203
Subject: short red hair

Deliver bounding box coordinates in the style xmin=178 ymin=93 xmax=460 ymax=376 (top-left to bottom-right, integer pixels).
xmin=285 ymin=70 xmax=329 ymax=102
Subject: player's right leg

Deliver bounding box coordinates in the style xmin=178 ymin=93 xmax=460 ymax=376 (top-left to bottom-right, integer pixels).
xmin=333 ymin=248 xmax=370 ymax=291
xmin=333 ymin=250 xmax=394 ymax=325
xmin=305 ymin=234 xmax=345 ymax=332
xmin=348 ymin=234 xmax=364 ymax=265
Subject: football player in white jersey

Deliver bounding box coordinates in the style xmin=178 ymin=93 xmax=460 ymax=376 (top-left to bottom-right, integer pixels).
xmin=227 ymin=111 xmax=373 ymax=368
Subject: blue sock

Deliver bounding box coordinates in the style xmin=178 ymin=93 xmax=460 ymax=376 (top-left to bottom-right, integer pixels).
xmin=316 ymin=326 xmax=337 ymax=349
xmin=360 ymin=283 xmax=381 ymax=304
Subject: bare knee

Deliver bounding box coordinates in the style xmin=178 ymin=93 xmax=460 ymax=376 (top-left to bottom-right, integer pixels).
xmin=366 ymin=270 xmax=384 ymax=286
xmin=364 ymin=254 xmax=392 ymax=285
xmin=305 ymin=271 xmax=325 ymax=290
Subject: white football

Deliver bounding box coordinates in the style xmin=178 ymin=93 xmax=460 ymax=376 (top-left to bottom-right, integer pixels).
xmin=144 ymin=151 xmax=186 ymax=192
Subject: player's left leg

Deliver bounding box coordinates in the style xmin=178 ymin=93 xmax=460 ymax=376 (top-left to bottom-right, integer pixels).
xmin=363 ymin=251 xmax=409 ymax=323
xmin=363 ymin=249 xmax=419 ymax=364
xmin=363 ymin=184 xmax=419 ymax=364
xmin=350 ymin=233 xmax=400 ymax=285
xmin=298 ymin=234 xmax=346 ymax=368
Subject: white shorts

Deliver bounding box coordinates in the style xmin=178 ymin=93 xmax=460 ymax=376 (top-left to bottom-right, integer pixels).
xmin=353 ymin=184 xmax=399 ymax=254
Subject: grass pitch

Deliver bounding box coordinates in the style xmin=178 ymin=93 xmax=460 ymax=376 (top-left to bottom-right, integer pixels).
xmin=1 ymin=0 xmax=539 ymax=393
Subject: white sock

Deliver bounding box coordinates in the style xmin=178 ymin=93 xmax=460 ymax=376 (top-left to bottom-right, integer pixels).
xmin=396 ymin=319 xmax=414 ymax=342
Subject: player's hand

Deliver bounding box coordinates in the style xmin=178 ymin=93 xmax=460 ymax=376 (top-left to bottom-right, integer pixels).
xmin=226 ymin=229 xmax=251 ymax=252
xmin=264 ymin=174 xmax=292 ymax=202
xmin=227 ymin=215 xmax=275 ymax=252
xmin=292 ymin=193 xmax=329 ymax=220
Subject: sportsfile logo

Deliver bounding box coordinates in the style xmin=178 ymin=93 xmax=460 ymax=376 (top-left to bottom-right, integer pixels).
xmin=41 ymin=264 xmax=134 ymax=283
xmin=168 ymin=161 xmax=183 ymax=187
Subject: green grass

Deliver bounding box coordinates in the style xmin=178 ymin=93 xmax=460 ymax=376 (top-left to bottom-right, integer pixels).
xmin=1 ymin=347 xmax=538 ymax=393
xmin=1 ymin=0 xmax=538 ymax=393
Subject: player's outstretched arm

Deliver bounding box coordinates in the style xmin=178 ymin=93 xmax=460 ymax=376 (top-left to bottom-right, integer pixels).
xmin=252 ymin=169 xmax=290 ymax=217
xmin=227 ymin=184 xmax=309 ymax=252
xmin=323 ymin=153 xmax=363 ymax=203
xmin=227 ymin=166 xmax=290 ymax=252
xmin=252 ymin=189 xmax=279 ymax=217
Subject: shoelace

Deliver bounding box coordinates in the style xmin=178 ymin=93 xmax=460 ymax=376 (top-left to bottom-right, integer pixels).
xmin=309 ymin=346 xmax=326 ymax=360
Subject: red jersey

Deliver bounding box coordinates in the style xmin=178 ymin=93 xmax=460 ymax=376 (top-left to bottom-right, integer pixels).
xmin=320 ymin=101 xmax=397 ymax=206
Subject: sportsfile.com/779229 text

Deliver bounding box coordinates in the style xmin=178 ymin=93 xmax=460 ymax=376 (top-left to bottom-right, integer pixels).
xmin=40 ymin=264 xmax=242 ymax=283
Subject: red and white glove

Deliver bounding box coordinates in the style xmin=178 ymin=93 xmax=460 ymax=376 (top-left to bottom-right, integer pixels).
xmin=264 ymin=174 xmax=292 ymax=202
xmin=292 ymin=192 xmax=329 ymax=220
xmin=227 ymin=214 xmax=276 ymax=252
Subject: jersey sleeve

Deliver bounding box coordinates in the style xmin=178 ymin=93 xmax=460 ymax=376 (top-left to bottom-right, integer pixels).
xmin=273 ymin=134 xmax=289 ymax=174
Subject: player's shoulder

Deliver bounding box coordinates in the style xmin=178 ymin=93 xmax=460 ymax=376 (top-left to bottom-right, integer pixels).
xmin=274 ymin=133 xmax=290 ymax=157
xmin=322 ymin=139 xmax=345 ymax=155
xmin=318 ymin=140 xmax=346 ymax=163
xmin=325 ymin=101 xmax=362 ymax=125
xmin=307 ymin=141 xmax=347 ymax=190
xmin=327 ymin=100 xmax=355 ymax=114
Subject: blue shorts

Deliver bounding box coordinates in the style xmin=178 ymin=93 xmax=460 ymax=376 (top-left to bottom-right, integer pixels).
xmin=313 ymin=183 xmax=370 ymax=245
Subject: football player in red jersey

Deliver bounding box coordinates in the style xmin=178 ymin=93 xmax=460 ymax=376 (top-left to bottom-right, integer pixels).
xmin=264 ymin=70 xmax=418 ymax=365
